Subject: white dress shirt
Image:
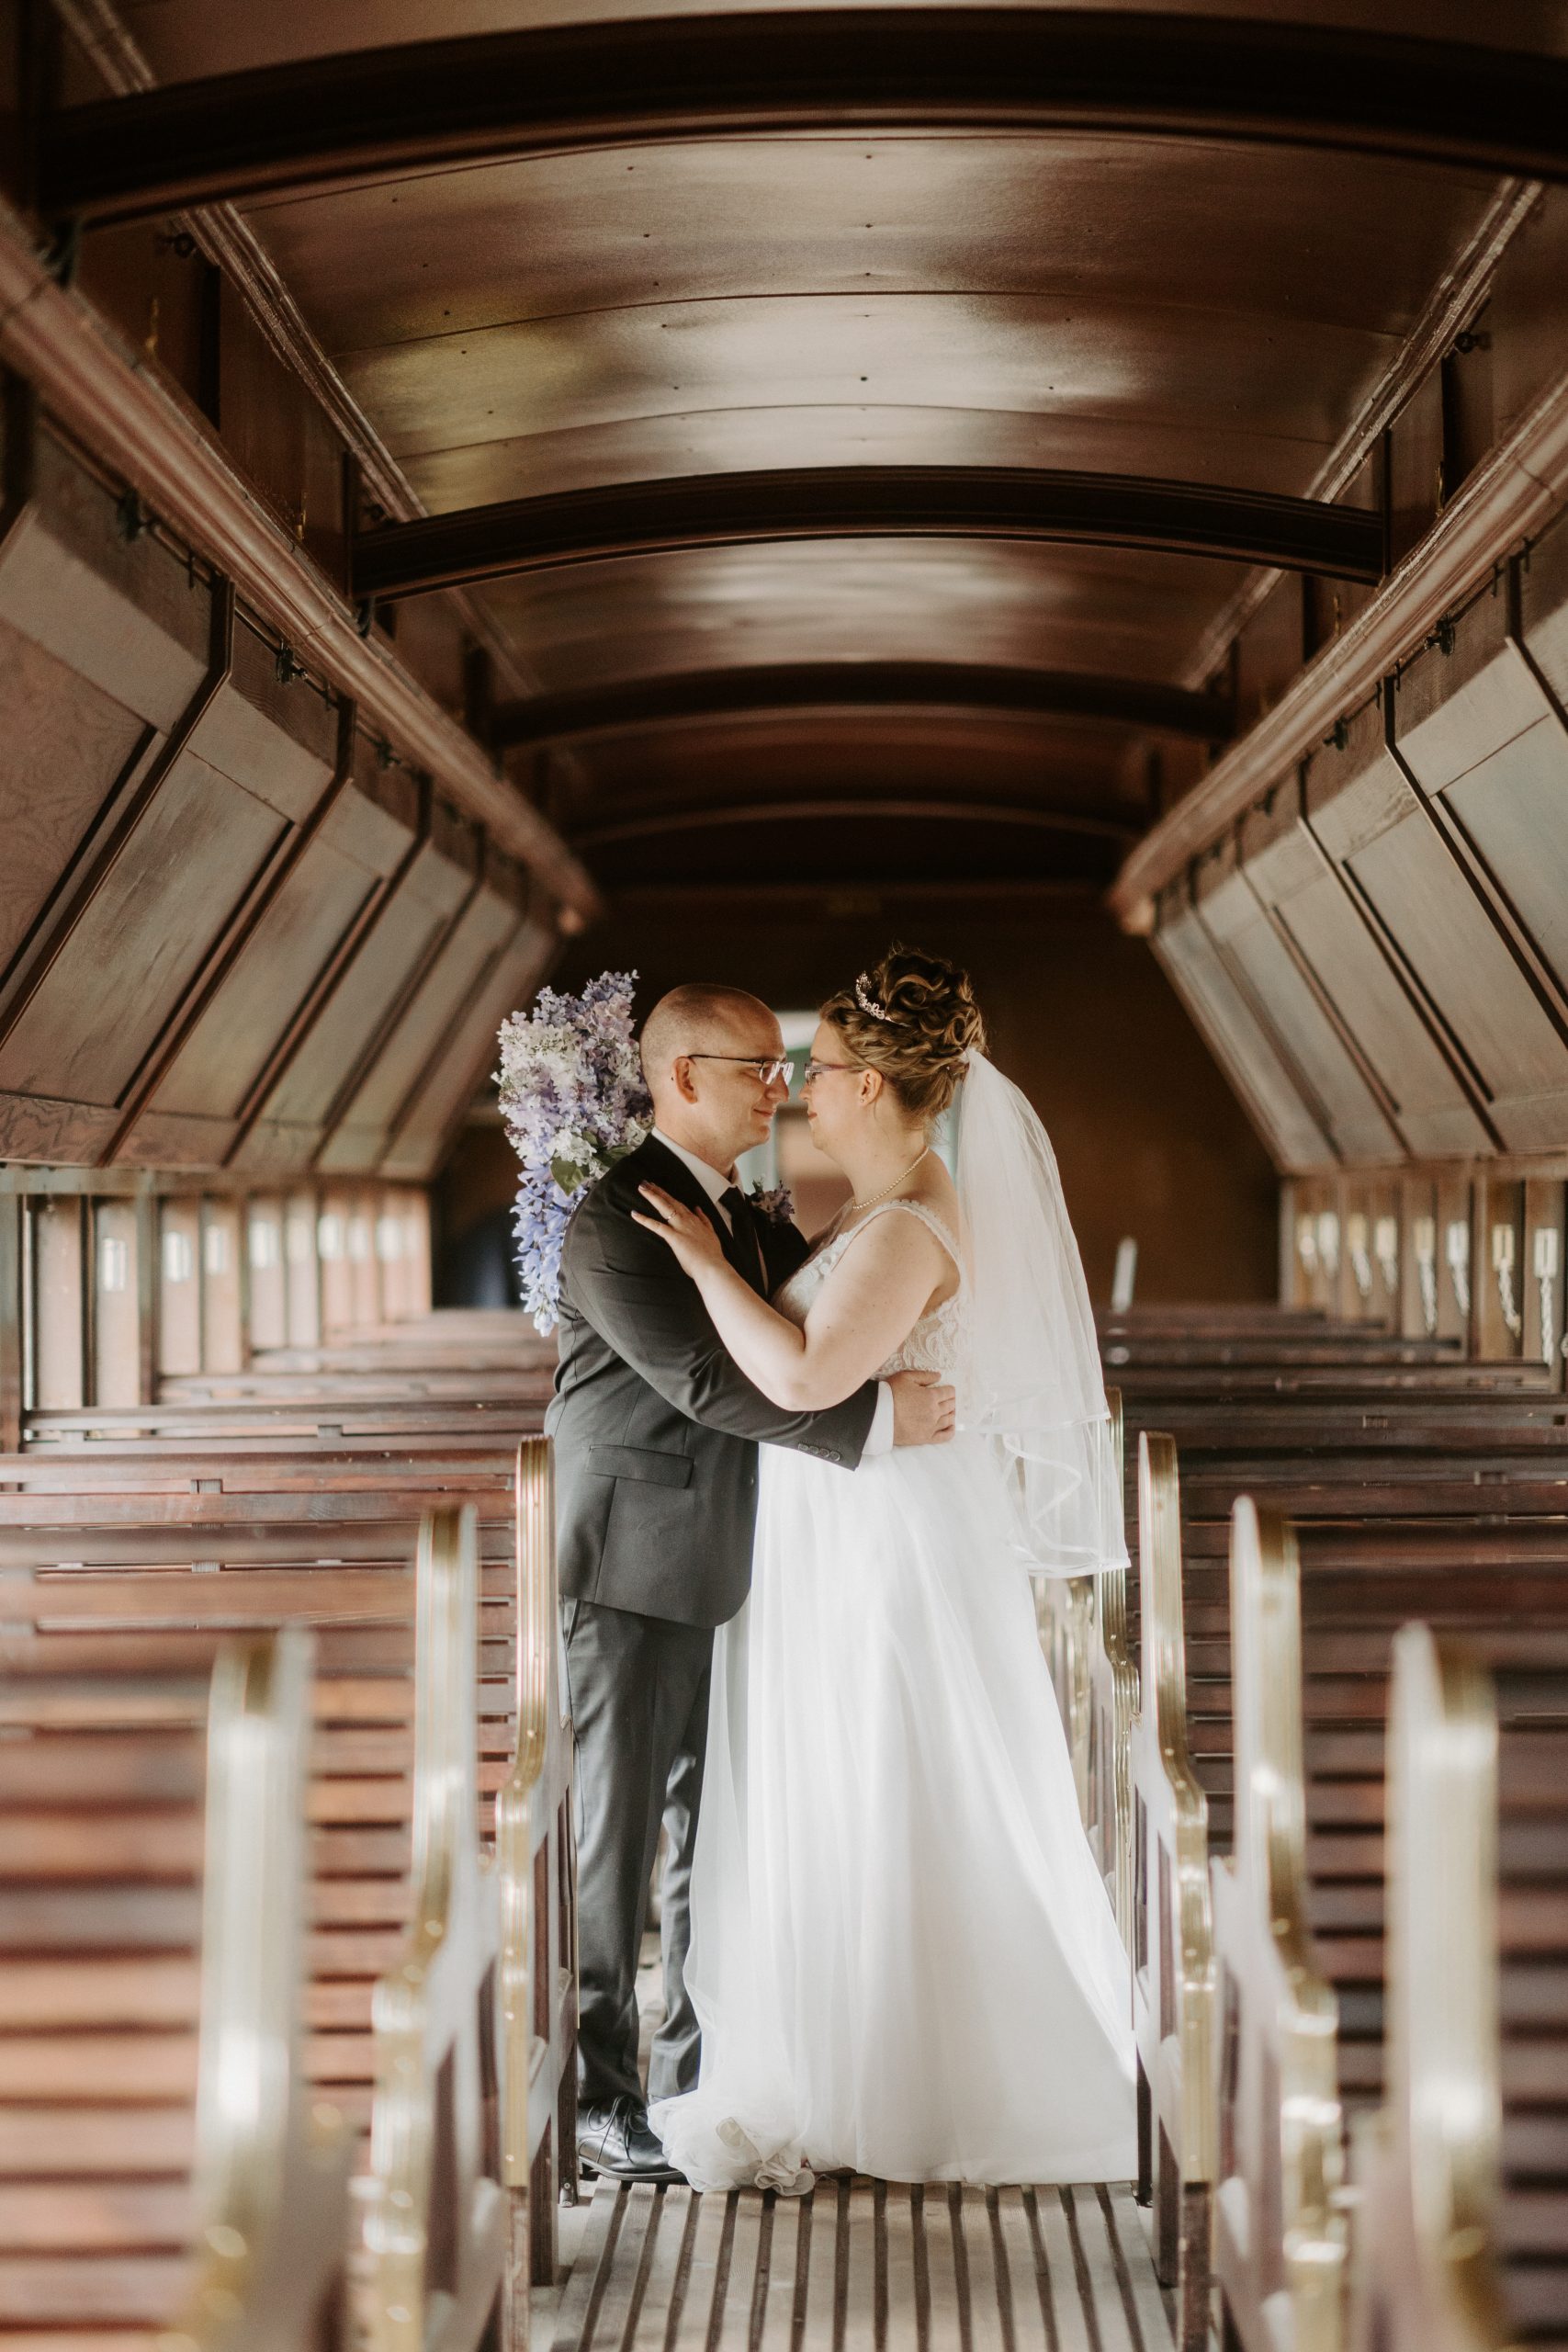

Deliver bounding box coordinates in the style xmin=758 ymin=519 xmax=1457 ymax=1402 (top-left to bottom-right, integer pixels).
xmin=650 ymin=1126 xmax=894 ymax=1456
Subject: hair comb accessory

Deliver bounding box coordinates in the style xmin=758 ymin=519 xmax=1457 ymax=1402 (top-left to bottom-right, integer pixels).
xmin=854 ymin=973 xmax=891 ymax=1022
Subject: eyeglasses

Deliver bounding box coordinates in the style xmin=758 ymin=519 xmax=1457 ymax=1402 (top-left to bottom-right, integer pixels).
xmin=801 ymin=1058 xmax=862 ymax=1087
xmin=682 ymin=1053 xmax=795 ymax=1086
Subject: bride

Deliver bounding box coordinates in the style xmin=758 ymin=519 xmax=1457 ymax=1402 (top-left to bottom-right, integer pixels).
xmin=629 ymin=948 xmax=1135 ymax=2189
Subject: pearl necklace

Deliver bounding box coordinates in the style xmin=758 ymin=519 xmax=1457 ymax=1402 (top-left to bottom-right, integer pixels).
xmin=850 ymin=1144 xmax=931 ymax=1214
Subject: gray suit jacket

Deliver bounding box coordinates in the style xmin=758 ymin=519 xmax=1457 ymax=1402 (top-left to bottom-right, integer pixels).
xmin=546 ymin=1133 xmax=880 ymax=1626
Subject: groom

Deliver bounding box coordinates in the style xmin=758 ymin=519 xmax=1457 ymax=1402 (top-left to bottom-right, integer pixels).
xmin=547 ymin=982 xmax=956 ymax=2181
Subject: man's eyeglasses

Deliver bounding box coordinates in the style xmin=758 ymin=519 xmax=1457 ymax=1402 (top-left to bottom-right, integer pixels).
xmin=801 ymin=1058 xmax=861 ymax=1086
xmin=682 ymin=1053 xmax=795 ymax=1087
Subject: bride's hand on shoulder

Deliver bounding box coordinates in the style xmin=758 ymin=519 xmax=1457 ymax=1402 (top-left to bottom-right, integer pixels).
xmin=630 ymin=1184 xmax=728 ymax=1282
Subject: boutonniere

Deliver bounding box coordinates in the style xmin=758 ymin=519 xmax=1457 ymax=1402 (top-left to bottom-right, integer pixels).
xmin=747 ymin=1184 xmax=795 ymax=1228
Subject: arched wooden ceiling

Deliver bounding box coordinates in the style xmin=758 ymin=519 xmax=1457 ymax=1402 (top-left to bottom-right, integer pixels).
xmin=66 ymin=0 xmax=1566 ymax=893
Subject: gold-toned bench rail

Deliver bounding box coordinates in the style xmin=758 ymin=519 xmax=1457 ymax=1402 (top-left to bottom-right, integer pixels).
xmin=499 ymin=1437 xmax=579 ymax=2312
xmin=1211 ymin=1498 xmax=1345 ymax=2352
xmin=363 ymin=1505 xmax=507 ymax=2352
xmin=1130 ymin=1429 xmax=1217 ymax=2352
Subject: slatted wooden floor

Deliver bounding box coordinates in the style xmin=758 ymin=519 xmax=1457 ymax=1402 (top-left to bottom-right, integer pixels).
xmin=545 ymin=2177 xmax=1172 ymax=2352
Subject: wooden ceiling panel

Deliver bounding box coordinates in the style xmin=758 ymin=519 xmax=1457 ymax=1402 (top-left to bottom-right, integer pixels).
xmin=559 ymin=708 xmax=1144 ymax=807
xmin=85 ymin=4 xmax=1552 ymax=904
xmin=403 ymin=404 xmax=1325 ymax=516
xmin=578 ymin=803 xmax=1123 ymax=890
xmin=474 ymin=538 xmax=1249 ymax=695
xmin=246 ymin=137 xmax=1495 ymax=354
xmin=342 ymin=288 xmax=1372 ymax=474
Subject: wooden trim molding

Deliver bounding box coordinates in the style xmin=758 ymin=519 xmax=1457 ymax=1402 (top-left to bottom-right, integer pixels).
xmin=1110 ymin=365 xmax=1568 ymax=933
xmin=0 ymin=198 xmax=602 ymax=926
xmin=354 ymin=469 xmax=1383 ymax=601
xmin=37 ymin=14 xmax=1568 ymax=226
xmin=491 ymin=661 xmax=1236 ymax=749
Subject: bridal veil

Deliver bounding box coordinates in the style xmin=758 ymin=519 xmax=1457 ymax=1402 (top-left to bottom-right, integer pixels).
xmin=953 ymin=1050 xmax=1127 ymax=1578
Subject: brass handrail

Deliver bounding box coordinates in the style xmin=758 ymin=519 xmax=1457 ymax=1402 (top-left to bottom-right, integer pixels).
xmin=1131 ymin=1429 xmax=1217 ymax=2352
xmin=498 ymin=1436 xmax=579 ymax=2301
xmin=1096 ymin=1386 xmax=1138 ymax=1945
xmin=365 ymin=1505 xmax=507 ymax=2352
xmin=1142 ymin=1433 xmax=1217 ymax=2178
xmin=1213 ymin=1498 xmax=1346 ymax=2352
xmin=501 ymin=1436 xmax=554 ymax=2192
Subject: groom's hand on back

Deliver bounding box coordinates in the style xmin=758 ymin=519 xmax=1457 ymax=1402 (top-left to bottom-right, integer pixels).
xmin=889 ymin=1370 xmax=956 ymax=1448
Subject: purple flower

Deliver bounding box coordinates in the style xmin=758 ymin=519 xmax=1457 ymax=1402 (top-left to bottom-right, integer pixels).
xmin=497 ymin=971 xmax=651 ymax=1333
xmin=748 ymin=1184 xmax=795 ymax=1228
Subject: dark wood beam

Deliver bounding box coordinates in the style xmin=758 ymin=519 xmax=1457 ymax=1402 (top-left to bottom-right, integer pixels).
xmin=491 ymin=662 xmax=1235 ymax=749
xmin=352 ymin=469 xmax=1382 ymax=602
xmin=38 ymin=12 xmax=1568 ymax=227
xmin=570 ymin=797 xmax=1140 ymax=850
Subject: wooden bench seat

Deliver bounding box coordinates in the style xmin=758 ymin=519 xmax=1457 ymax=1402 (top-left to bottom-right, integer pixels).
xmin=0 ymin=1445 xmax=579 ymax=2346
xmin=0 ymin=1634 xmax=352 ymax=2349
xmin=1352 ymin=1634 xmax=1568 ymax=2352
xmin=0 ymin=1439 xmax=522 ymax=1496
xmin=0 ymin=1516 xmax=482 ymax=2127
xmin=1129 ymin=1412 xmax=1568 ymax=2349
xmin=22 ymin=1399 xmax=550 ymax=1448
xmin=1211 ymin=1506 xmax=1568 ymax=2352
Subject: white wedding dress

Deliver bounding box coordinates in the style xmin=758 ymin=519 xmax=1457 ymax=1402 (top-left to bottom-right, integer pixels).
xmin=650 ymin=1195 xmax=1137 ymax=2190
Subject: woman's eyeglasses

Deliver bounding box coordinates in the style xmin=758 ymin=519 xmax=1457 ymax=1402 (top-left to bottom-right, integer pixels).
xmin=801 ymin=1058 xmax=861 ymax=1086
xmin=682 ymin=1053 xmax=795 ymax=1086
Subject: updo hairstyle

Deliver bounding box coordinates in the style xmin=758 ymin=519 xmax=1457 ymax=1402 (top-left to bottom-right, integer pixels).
xmin=819 ymin=947 xmax=987 ymax=1122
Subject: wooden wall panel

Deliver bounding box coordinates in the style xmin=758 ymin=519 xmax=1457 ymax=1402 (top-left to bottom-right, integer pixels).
xmin=383 ymin=918 xmax=558 ymax=1182
xmin=1306 ymin=696 xmax=1568 ymax=1156
xmin=156 ymin=1198 xmax=202 ymax=1377
xmin=0 ymin=744 xmax=288 ymax=1102
xmin=1239 ymin=775 xmax=1492 ymax=1160
xmin=318 ymin=856 xmax=526 ymax=1174
xmin=1194 ymin=837 xmax=1401 ymax=1161
xmin=0 ymin=417 xmax=567 ymax=1190
xmin=199 ymin=1198 xmax=244 ymax=1374
xmin=0 ymin=613 xmax=152 ymax=976
xmin=1524 ymin=1177 xmax=1567 ymax=1374
xmin=1149 ymin=899 xmax=1333 ymax=1171
xmin=1474 ymin=1171 xmax=1527 ymax=1361
xmin=32 ymin=1197 xmax=85 ymax=1410
xmin=246 ymin=1193 xmax=288 ymax=1350
xmin=240 ymin=803 xmax=475 ymax=1165
xmin=91 ymin=1197 xmax=141 ymax=1406
xmin=284 ymin=1188 xmax=322 ymax=1348
xmin=133 ymin=746 xmax=403 ymax=1163
xmin=0 ymin=433 xmax=209 ymax=724
xmin=1390 ymin=574 xmax=1568 ymax=1140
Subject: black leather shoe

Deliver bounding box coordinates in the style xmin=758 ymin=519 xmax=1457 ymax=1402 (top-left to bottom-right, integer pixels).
xmin=578 ymin=2095 xmax=686 ymax=2184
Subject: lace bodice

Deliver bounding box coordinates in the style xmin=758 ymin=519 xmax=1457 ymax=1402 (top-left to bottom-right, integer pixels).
xmin=772 ymin=1199 xmax=965 ymax=1376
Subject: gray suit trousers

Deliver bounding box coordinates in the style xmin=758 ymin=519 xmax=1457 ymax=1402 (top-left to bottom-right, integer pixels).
xmin=562 ymin=1595 xmax=714 ymax=2108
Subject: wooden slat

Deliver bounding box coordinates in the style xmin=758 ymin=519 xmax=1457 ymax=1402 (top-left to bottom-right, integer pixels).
xmin=1030 ymin=2189 xmax=1091 ymax=2352
xmin=0 ymin=2251 xmax=193 ymax=2323
xmin=0 ymin=2179 xmax=194 ymax=2251
xmin=626 ymin=2187 xmax=698 ymax=2352
xmin=0 ymin=2107 xmax=193 ymax=2178
xmin=544 ymin=2182 xmax=1175 ymax=2352
xmin=994 ymin=2188 xmax=1052 ymax=2352
xmin=921 ymin=2185 xmax=965 ymax=2352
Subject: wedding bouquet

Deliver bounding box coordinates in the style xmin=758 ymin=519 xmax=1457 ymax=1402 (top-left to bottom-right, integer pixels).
xmin=497 ymin=970 xmax=651 ymax=1333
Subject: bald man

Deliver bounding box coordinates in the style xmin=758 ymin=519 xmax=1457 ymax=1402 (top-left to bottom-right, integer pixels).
xmin=548 ymin=984 xmax=955 ymax=2182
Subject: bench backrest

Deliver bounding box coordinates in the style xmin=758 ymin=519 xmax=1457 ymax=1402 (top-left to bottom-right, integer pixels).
xmin=0 ymin=1632 xmax=352 ymax=2349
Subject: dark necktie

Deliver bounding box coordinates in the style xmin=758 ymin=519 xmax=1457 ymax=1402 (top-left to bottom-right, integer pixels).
xmin=719 ymin=1186 xmax=766 ymax=1291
